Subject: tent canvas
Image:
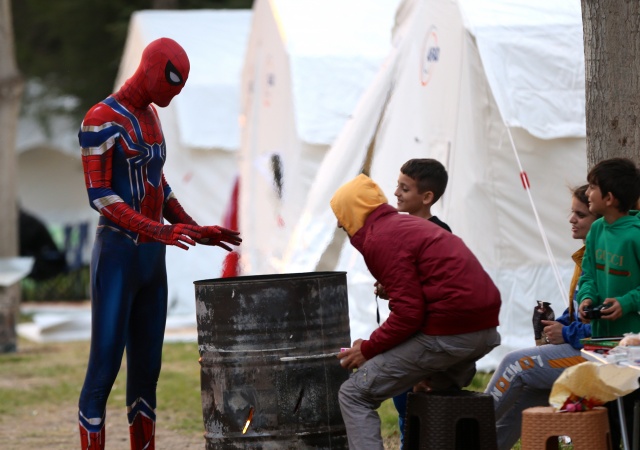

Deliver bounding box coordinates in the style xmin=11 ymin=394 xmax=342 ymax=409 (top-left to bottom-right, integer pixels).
xmin=279 ymin=0 xmax=587 ymax=371
xmin=238 ymin=0 xmax=401 ymax=275
xmin=114 ymin=9 xmax=252 ymax=319
xmin=16 ymin=82 xmax=95 ymax=228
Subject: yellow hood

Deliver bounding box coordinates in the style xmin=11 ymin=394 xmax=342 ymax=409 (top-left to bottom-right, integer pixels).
xmin=330 ymin=174 xmax=388 ymax=237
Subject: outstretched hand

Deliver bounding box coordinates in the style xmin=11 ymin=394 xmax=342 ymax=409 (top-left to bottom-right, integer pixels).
xmin=154 ymin=224 xmax=201 ymax=250
xmin=196 ymin=226 xmax=242 ymax=251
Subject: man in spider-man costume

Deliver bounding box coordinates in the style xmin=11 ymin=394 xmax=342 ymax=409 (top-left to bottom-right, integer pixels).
xmin=76 ymin=37 xmax=241 ymax=450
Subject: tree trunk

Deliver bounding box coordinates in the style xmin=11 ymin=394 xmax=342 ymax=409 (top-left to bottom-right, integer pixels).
xmin=152 ymin=0 xmax=179 ymax=9
xmin=582 ymin=0 xmax=640 ymax=167
xmin=0 ymin=0 xmax=24 ymax=352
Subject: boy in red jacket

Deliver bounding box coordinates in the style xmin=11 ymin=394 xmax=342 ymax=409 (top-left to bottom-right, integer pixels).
xmin=333 ymin=174 xmax=501 ymax=450
xmin=377 ymin=158 xmax=451 ymax=449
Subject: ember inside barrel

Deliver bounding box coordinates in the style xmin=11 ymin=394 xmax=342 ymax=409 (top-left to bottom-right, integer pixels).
xmin=194 ymin=271 xmax=350 ymax=449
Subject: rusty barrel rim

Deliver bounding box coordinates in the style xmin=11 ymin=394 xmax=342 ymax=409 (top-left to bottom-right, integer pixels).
xmin=194 ymin=271 xmax=347 ymax=286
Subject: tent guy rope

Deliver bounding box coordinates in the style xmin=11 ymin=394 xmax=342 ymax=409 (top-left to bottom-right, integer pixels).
xmin=504 ymin=125 xmax=569 ymax=308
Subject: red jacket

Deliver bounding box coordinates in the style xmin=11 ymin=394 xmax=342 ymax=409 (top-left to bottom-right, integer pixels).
xmin=330 ymin=175 xmax=500 ymax=360
xmin=353 ymin=204 xmax=501 ymax=359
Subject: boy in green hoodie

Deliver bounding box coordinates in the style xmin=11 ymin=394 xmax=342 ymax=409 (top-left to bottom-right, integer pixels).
xmin=577 ymin=157 xmax=640 ymax=337
xmin=577 ymin=157 xmax=640 ymax=449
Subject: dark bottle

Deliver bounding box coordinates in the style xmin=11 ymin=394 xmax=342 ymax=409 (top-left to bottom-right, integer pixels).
xmin=532 ymin=300 xmax=555 ymax=346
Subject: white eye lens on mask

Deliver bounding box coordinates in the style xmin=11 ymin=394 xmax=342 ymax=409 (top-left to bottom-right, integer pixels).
xmin=169 ymin=71 xmax=180 ymax=83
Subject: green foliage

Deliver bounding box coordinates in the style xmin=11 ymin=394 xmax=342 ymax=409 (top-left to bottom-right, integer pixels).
xmin=12 ymin=0 xmax=147 ymax=118
xmin=11 ymin=0 xmax=254 ymax=119
xmin=21 ymin=266 xmax=90 ymax=302
xmin=378 ymin=398 xmax=401 ymax=440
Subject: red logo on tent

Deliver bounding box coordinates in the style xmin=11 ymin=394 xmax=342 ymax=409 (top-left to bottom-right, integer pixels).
xmin=420 ymin=26 xmax=440 ymax=86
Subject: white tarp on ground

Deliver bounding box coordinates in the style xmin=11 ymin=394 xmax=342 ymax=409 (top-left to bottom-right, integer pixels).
xmin=17 ymin=302 xmax=197 ymax=343
xmin=276 ymin=0 xmax=587 ymax=371
xmin=238 ymin=0 xmax=401 ymax=275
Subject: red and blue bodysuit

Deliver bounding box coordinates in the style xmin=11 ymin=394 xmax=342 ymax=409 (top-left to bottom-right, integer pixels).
xmin=77 ymin=38 xmax=240 ymax=450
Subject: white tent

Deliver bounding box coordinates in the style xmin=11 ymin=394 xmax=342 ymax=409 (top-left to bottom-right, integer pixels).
xmin=277 ymin=0 xmax=587 ymax=371
xmin=238 ymin=0 xmax=401 ymax=275
xmin=115 ymin=9 xmax=252 ymax=317
xmin=16 ymin=83 xmax=94 ymax=229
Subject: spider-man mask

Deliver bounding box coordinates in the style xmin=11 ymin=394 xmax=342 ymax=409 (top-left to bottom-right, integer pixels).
xmin=140 ymin=37 xmax=190 ymax=107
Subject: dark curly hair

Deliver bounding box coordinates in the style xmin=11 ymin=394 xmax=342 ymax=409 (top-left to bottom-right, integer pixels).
xmin=587 ymin=157 xmax=640 ymax=212
xmin=400 ymin=158 xmax=448 ymax=203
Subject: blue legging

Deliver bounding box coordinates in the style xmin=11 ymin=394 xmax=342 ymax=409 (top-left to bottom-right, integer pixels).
xmin=78 ymin=228 xmax=167 ymax=430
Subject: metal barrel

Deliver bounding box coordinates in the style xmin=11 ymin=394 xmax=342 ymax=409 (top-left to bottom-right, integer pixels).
xmin=194 ymin=271 xmax=350 ymax=449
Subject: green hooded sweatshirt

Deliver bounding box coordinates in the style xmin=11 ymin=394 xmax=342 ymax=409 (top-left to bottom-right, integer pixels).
xmin=578 ymin=211 xmax=640 ymax=337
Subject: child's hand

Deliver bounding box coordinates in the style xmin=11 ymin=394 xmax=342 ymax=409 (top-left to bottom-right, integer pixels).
xmin=337 ymin=339 xmax=366 ymax=370
xmin=578 ymin=299 xmax=593 ymax=321
xmin=599 ymin=298 xmax=622 ymax=320
xmin=374 ymin=282 xmax=389 ymax=300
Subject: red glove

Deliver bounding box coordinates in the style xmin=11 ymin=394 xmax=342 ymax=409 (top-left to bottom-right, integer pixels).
xmin=152 ymin=223 xmax=202 ymax=250
xmin=101 ymin=202 xmax=201 ymax=250
xmin=196 ymin=226 xmax=242 ymax=252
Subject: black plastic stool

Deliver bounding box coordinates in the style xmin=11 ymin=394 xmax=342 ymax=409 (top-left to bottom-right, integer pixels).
xmin=404 ymin=390 xmax=498 ymax=450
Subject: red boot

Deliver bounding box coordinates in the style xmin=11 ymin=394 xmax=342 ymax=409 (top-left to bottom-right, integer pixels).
xmin=128 ymin=398 xmax=156 ymax=450
xmin=78 ymin=420 xmax=105 ymax=449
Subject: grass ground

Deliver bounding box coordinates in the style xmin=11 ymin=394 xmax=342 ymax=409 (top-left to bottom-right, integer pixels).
xmin=0 ymin=338 xmax=499 ymax=449
xmin=0 ymin=340 xmax=204 ymax=449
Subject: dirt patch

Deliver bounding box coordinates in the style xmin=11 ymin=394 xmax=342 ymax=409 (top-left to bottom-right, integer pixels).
xmin=0 ymin=403 xmax=205 ymax=450
xmin=0 ymin=402 xmax=401 ymax=449
xmin=383 ymin=436 xmax=401 ymax=449
xmin=0 ymin=375 xmax=56 ymax=390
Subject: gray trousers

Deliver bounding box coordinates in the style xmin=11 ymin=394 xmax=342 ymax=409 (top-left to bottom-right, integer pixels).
xmin=484 ymin=343 xmax=586 ymax=450
xmin=338 ymin=328 xmax=501 ymax=450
